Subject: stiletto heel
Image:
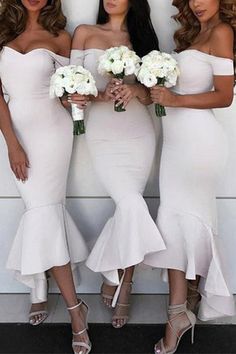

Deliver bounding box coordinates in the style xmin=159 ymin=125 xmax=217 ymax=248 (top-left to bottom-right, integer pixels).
xmin=154 ymin=301 xmax=196 ymax=354
xmin=191 ymin=323 xmax=195 ymax=344
xmin=67 ymin=299 xmax=92 ymax=354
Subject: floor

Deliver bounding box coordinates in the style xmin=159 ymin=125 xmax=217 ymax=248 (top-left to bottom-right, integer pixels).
xmin=0 ymin=294 xmax=236 ymax=354
xmin=0 ymin=294 xmax=236 ymax=325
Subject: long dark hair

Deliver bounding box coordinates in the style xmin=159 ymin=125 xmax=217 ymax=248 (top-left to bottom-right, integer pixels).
xmin=97 ymin=0 xmax=159 ymax=57
xmin=0 ymin=0 xmax=66 ymax=50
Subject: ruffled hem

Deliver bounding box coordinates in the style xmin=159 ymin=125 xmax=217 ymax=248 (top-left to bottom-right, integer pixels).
xmin=6 ymin=203 xmax=88 ymax=300
xmin=86 ymin=194 xmax=166 ymax=285
xmin=144 ymin=205 xmax=235 ymax=321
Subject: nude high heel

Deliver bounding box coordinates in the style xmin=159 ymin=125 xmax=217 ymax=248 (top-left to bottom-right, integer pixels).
xmin=101 ymin=282 xmax=117 ymax=308
xmin=67 ymin=299 xmax=92 ymax=354
xmin=112 ymin=280 xmax=133 ymax=329
xmin=29 ymin=278 xmax=49 ymax=326
xmin=154 ymin=302 xmax=196 ymax=354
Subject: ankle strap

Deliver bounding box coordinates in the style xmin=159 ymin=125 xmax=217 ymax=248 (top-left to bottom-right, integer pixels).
xmin=67 ymin=300 xmax=82 ymax=311
xmin=168 ymin=301 xmax=187 ymax=316
xmin=72 ymin=327 xmax=87 ymax=336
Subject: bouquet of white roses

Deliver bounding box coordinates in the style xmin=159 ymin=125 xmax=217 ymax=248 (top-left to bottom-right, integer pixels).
xmin=98 ymin=45 xmax=141 ymax=112
xmin=50 ymin=65 xmax=98 ymax=135
xmin=136 ymin=50 xmax=180 ymax=117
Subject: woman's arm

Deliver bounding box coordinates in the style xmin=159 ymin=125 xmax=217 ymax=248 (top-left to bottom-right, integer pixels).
xmin=0 ymin=81 xmax=29 ymax=181
xmin=55 ymin=31 xmax=72 ymax=109
xmin=70 ymin=25 xmax=114 ymax=107
xmin=151 ymin=24 xmax=234 ymax=109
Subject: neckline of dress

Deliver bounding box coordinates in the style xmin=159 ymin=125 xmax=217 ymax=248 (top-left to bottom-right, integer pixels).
xmin=180 ymin=48 xmax=233 ymax=61
xmin=3 ymin=46 xmax=69 ymax=59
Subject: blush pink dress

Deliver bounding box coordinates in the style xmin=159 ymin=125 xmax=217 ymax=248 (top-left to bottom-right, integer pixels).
xmin=0 ymin=47 xmax=88 ymax=303
xmin=144 ymin=49 xmax=235 ymax=321
xmin=71 ymin=49 xmax=166 ymax=287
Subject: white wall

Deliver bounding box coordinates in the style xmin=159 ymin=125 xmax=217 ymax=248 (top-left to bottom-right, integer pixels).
xmin=0 ymin=0 xmax=235 ymax=294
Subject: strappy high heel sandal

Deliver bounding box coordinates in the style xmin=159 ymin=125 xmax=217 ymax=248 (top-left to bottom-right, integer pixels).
xmin=101 ymin=282 xmax=117 ymax=308
xmin=67 ymin=299 xmax=92 ymax=354
xmin=29 ymin=278 xmax=49 ymax=326
xmin=112 ymin=281 xmax=133 ymax=329
xmin=154 ymin=302 xmax=196 ymax=354
xmin=187 ymin=282 xmax=201 ymax=314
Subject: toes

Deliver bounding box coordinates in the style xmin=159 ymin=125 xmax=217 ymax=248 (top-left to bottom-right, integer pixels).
xmin=35 ymin=315 xmax=41 ymax=324
xmin=112 ymin=319 xmax=121 ymax=328
xmin=29 ymin=317 xmax=36 ymax=325
xmin=103 ymin=298 xmax=112 ymax=308
xmin=75 ymin=346 xmax=85 ymax=354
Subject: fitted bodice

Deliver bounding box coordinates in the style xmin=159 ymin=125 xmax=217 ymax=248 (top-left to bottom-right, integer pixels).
xmin=0 ymin=47 xmax=69 ymax=100
xmin=172 ymin=49 xmax=234 ymax=95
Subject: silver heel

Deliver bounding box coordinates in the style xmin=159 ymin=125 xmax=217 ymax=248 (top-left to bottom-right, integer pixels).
xmin=191 ymin=324 xmax=195 ymax=344
xmin=154 ymin=301 xmax=196 ymax=354
xmin=67 ymin=299 xmax=92 ymax=354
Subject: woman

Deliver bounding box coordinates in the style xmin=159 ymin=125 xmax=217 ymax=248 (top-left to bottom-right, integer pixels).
xmin=70 ymin=0 xmax=165 ymax=328
xmin=0 ymin=1 xmax=91 ymax=353
xmin=144 ymin=0 xmax=235 ymax=353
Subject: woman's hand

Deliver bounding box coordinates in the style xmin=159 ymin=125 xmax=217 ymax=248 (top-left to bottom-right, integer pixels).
xmin=67 ymin=94 xmax=90 ymax=110
xmin=99 ymin=78 xmax=121 ymax=102
xmin=150 ymin=86 xmax=178 ymax=107
xmin=111 ymin=83 xmax=138 ymax=109
xmin=8 ymin=144 xmax=30 ymax=182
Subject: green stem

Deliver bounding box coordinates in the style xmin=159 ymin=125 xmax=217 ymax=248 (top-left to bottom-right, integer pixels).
xmin=155 ymin=77 xmax=166 ymax=117
xmin=73 ymin=120 xmax=85 ymax=135
xmin=155 ymin=104 xmax=166 ymax=117
xmin=113 ymin=73 xmax=126 ymax=112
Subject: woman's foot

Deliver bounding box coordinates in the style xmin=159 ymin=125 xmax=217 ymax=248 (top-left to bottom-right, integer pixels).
xmin=68 ymin=300 xmax=92 ymax=354
xmin=29 ymin=302 xmax=48 ymax=325
xmin=154 ymin=302 xmax=196 ymax=354
xmin=112 ymin=281 xmax=132 ymax=328
xmin=101 ymin=282 xmax=117 ymax=308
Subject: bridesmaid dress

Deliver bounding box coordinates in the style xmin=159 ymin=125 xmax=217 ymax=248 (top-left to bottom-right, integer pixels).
xmin=71 ymin=49 xmax=166 ymax=286
xmin=144 ymin=49 xmax=235 ymax=320
xmin=0 ymin=46 xmax=88 ymax=303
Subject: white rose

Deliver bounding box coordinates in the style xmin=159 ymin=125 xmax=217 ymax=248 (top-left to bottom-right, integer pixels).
xmin=111 ymin=60 xmax=124 ymax=75
xmin=142 ymin=74 xmax=157 ymax=88
xmin=54 ymin=85 xmax=65 ymax=97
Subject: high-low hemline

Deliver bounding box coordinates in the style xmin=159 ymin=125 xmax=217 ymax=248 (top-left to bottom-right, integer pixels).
xmin=144 ymin=205 xmax=235 ymax=321
xmin=6 ymin=203 xmax=89 ymax=299
xmin=86 ymin=194 xmax=166 ymax=285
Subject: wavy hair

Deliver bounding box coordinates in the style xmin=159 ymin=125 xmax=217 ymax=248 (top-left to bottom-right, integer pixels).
xmin=172 ymin=0 xmax=236 ymax=63
xmin=0 ymin=0 xmax=66 ymax=50
xmin=97 ymin=0 xmax=159 ymax=57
